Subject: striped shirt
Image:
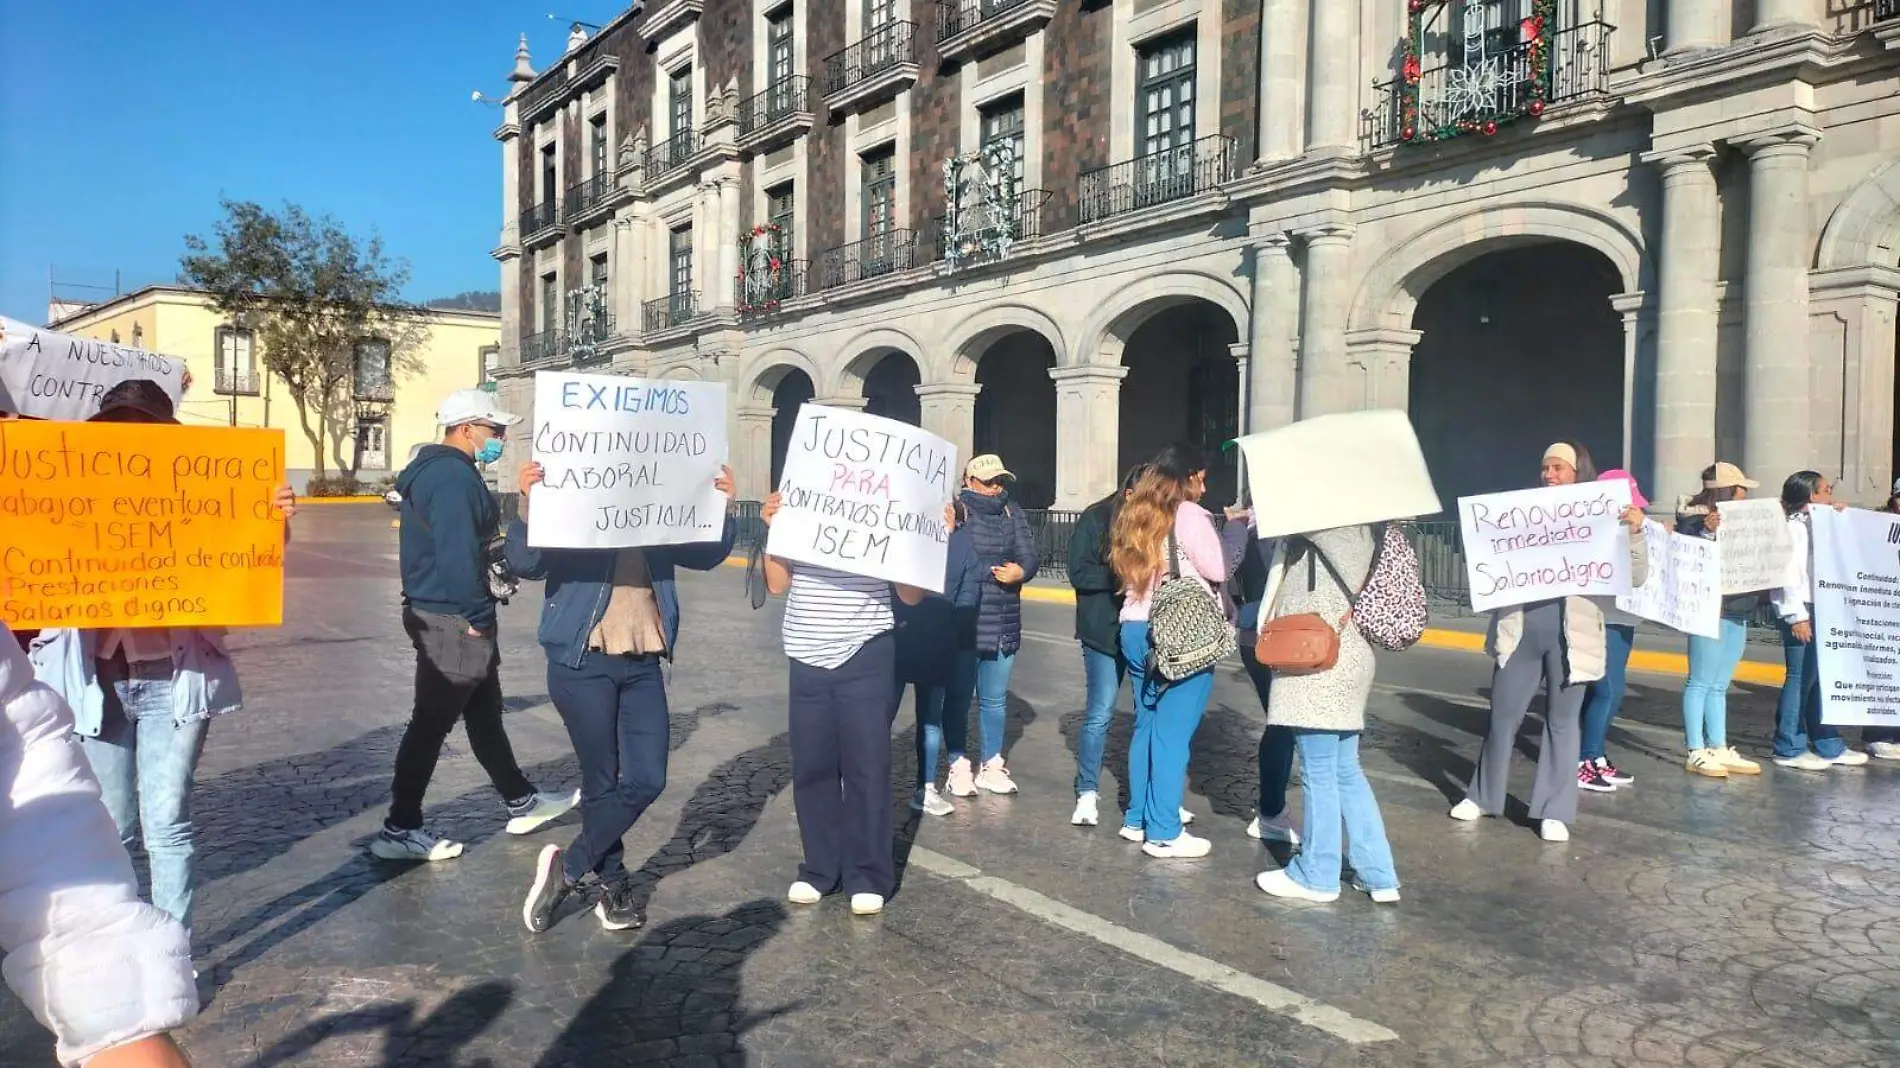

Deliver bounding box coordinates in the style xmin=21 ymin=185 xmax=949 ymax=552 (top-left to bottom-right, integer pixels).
xmin=782 ymin=564 xmax=895 ymax=670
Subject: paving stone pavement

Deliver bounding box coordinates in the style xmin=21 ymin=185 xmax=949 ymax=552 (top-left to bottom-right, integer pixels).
xmin=5 ymin=504 xmax=1899 ymax=1067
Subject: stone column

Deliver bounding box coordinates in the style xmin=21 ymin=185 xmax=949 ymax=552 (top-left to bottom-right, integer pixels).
xmin=1305 ymin=0 xmax=1357 ymax=153
xmin=1611 ymin=292 xmax=1647 ymax=479
xmin=915 ymin=383 xmax=981 ymax=465
xmin=498 ymin=107 xmax=522 ymax=367
xmin=1248 ymin=230 xmax=1299 ymax=431
xmin=734 ymin=405 xmax=776 ymax=498
xmin=1293 ymin=223 xmax=1354 ymax=417
xmin=1739 ymin=125 xmax=1822 ymax=483
xmin=1667 ymin=0 xmax=1724 ymax=52
xmin=694 ymin=181 xmax=717 ymax=308
xmin=1257 ymin=0 xmax=1305 ymax=162
xmin=1641 ymin=144 xmax=1720 ymax=502
xmin=717 ymin=174 xmax=742 ymax=311
xmin=1049 ymin=366 xmax=1128 ymax=508
xmin=611 ymin=216 xmax=636 ymax=335
xmin=1342 ymin=328 xmax=1421 ymax=411
xmin=1752 ymin=0 xmax=1813 ymax=32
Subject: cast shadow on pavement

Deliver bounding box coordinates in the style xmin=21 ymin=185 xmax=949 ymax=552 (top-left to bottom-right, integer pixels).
xmin=235 ymin=980 xmax=513 ymax=1068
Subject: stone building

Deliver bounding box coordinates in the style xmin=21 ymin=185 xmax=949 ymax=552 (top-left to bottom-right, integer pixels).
xmin=489 ymin=0 xmax=1900 ymax=512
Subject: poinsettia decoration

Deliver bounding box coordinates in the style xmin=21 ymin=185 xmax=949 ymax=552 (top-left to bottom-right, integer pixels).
xmin=737 ymin=222 xmax=790 ymax=315
xmin=1398 ymin=0 xmax=1557 ymax=145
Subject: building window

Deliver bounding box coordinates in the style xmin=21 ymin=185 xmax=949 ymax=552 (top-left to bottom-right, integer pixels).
xmin=862 ymin=146 xmax=896 ymax=243
xmin=540 ymin=273 xmax=558 ymax=333
xmin=353 ymin=338 xmax=392 ymax=399
xmin=356 ymin=417 xmax=390 ymax=471
xmin=669 ymin=226 xmax=694 ymax=299
xmin=215 ymin=327 xmax=257 ymax=395
xmin=1136 ymin=32 xmax=1196 ymax=157
xmin=590 ymin=252 xmax=610 ymax=291
xmin=1446 ymin=0 xmax=1529 ymax=66
xmin=589 ymin=114 xmax=608 ymax=177
xmin=768 ymin=183 xmax=796 ymax=255
xmin=669 ymin=66 xmax=693 ymax=140
xmin=866 ymin=0 xmax=896 ymax=34
xmin=768 ymin=6 xmax=795 ymax=86
xmin=480 ymin=345 xmax=500 ymax=385
xmin=980 ymin=94 xmax=1026 ymax=194
xmin=541 ymin=144 xmax=558 ymax=205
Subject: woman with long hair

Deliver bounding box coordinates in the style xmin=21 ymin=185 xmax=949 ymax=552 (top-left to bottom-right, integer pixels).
xmin=1065 ymin=464 xmax=1149 ymax=828
xmin=1451 ymin=441 xmax=1646 ymax=842
xmin=1107 ymin=443 xmax=1232 ymax=859
xmin=1673 ymin=463 xmax=1766 ymax=779
xmin=1770 ymin=471 xmax=1867 ymax=771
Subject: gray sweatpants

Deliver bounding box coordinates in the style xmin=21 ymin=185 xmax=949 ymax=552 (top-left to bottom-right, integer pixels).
xmin=1466 ymin=600 xmax=1584 ymax=825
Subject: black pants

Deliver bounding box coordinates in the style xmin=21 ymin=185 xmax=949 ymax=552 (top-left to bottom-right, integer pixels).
xmin=789 ymin=633 xmax=898 ymax=898
xmin=388 ymin=608 xmax=535 ymax=830
xmin=1240 ymin=633 xmax=1297 ymax=819
xmin=547 ymin=651 xmax=669 ymax=882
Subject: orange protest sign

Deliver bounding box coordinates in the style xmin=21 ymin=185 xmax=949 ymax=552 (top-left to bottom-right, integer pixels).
xmin=0 ymin=420 xmax=287 ymax=628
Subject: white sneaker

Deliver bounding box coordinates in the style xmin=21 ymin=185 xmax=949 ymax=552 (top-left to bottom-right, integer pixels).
xmin=975 ymin=757 xmax=1019 ymax=795
xmin=370 ymin=825 xmax=465 ymax=862
xmin=1829 ymin=748 xmax=1871 ymax=767
xmin=1141 ymin=831 xmax=1211 ymax=859
xmin=1247 ymin=810 xmax=1302 ymax=846
xmin=1540 ymin=820 xmax=1570 ymax=843
xmin=1071 ymin=791 xmax=1100 ymax=827
xmin=787 ymin=881 xmax=822 ymax=905
xmin=1255 ymin=868 xmax=1339 ymax=902
xmin=850 ymin=893 xmax=884 ymax=916
xmin=505 ymin=789 xmax=581 ymax=835
xmin=1178 ymin=807 xmax=1196 ymax=826
xmin=1117 ymin=824 xmax=1146 ymax=843
xmin=1870 ymin=741 xmax=1900 ymax=761
xmin=946 ymin=757 xmax=977 ymax=797
xmin=913 ymin=785 xmax=954 ymax=817
xmin=1449 ymin=799 xmax=1485 ymax=822
xmin=1351 ymin=878 xmax=1401 ymax=904
xmin=1774 ymin=751 xmax=1833 ymax=771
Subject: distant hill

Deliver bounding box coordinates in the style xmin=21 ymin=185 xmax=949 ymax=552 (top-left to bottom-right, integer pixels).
xmin=425 ymin=290 xmax=501 ymax=313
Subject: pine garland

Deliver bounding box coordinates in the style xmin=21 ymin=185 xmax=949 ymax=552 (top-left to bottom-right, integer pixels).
xmin=1399 ymin=0 xmax=1558 ymax=144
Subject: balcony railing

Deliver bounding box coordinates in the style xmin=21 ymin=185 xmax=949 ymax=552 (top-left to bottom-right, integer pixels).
xmin=1366 ymin=20 xmax=1614 ymax=151
xmin=520 ymin=329 xmax=565 ymax=365
xmin=645 ymin=130 xmax=699 ymax=177
xmin=736 ymin=260 xmax=811 ymax=316
xmin=938 ymin=0 xmax=1033 ymax=38
xmin=643 ymin=292 xmax=701 ymax=332
xmin=1077 ymin=135 xmax=1234 ymax=225
xmin=936 ymin=187 xmax=1052 ymax=262
xmin=739 ymin=76 xmax=811 ymax=136
xmin=823 ymin=21 xmax=916 ymax=97
xmin=816 ymin=230 xmax=922 ymax=290
xmin=564 ymin=173 xmax=611 ymax=218
xmin=213 ymin=367 xmax=260 ymax=396
xmin=519 ymin=201 xmax=559 ymax=239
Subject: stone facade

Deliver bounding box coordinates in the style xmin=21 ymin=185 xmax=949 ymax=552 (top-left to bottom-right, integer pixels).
xmin=493 ymin=1 xmax=1900 ymax=512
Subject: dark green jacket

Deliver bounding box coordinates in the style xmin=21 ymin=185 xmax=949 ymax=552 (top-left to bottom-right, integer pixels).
xmin=1067 ymin=493 xmax=1121 ymax=656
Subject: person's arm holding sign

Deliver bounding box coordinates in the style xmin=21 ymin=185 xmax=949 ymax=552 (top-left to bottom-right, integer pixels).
xmin=506 ymin=464 xmax=555 ymax=581
xmin=760 ymin=493 xmax=928 ymax=604
xmin=667 ymin=466 xmax=741 ymax=572
xmin=1623 ymin=506 xmax=1649 ymax=587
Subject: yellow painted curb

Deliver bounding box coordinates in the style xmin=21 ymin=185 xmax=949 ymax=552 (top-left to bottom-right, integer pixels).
xmin=715 ymin=555 xmax=1786 ymax=685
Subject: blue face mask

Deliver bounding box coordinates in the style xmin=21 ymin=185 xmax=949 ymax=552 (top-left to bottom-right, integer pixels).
xmin=475 ymin=437 xmax=504 ymax=465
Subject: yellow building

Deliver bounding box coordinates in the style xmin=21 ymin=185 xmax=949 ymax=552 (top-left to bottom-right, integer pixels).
xmin=49 ymin=285 xmax=500 ymax=492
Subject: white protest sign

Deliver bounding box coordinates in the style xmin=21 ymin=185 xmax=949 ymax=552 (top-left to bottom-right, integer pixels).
xmin=766 ymin=404 xmax=956 ymax=593
xmin=1811 ymin=507 xmax=1900 ymax=728
xmin=0 ymin=316 xmax=188 ymax=421
xmin=1458 ymin=480 xmax=1634 ymax=613
xmin=1237 ymin=410 xmax=1441 ymax=539
xmin=1715 ymin=498 xmax=1794 ymax=595
xmin=527 ymin=370 xmax=728 ymax=549
xmin=1615 ymin=520 xmax=1721 ymax=639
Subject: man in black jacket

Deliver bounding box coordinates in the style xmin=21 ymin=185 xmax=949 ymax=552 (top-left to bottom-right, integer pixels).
xmin=1065 ymin=465 xmax=1147 ymax=827
xmin=373 ymin=389 xmax=576 ymax=862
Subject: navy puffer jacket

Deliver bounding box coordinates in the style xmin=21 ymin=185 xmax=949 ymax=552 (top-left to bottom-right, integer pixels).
xmin=960 ymin=489 xmax=1040 ymax=655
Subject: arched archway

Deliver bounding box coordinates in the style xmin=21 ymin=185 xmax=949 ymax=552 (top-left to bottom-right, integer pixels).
xmin=765 ymin=368 xmax=816 ymax=487
xmin=1818 ymin=159 xmax=1900 ymax=496
xmin=1409 ymin=241 xmax=1624 ymax=505
xmin=857 ymin=351 xmax=922 ymax=426
xmin=1118 ymin=301 xmax=1242 ymax=505
xmin=971 ymin=332 xmax=1059 ymax=508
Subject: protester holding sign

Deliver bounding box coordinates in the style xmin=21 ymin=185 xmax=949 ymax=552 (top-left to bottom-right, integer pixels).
xmin=760 ymin=492 xmax=929 ymax=918
xmin=1576 ymin=469 xmax=1649 ymax=794
xmin=513 ymin=460 xmax=739 ymax=934
xmin=1451 ymin=442 xmax=1646 ymax=843
xmin=946 ymin=454 xmax=1040 ymax=799
xmin=1769 ymin=472 xmax=1867 ymax=771
xmin=1810 ymin=506 xmax=1900 ymax=743
xmin=24 ymin=380 xmax=296 ymax=942
xmin=1672 ymin=463 xmax=1767 ymax=779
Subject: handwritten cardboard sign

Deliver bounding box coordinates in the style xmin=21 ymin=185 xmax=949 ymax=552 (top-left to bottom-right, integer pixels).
xmin=0 ymin=420 xmax=286 ymax=628
xmin=1237 ymin=410 xmax=1442 ymax=538
xmin=1812 ymin=507 xmax=1900 ymax=727
xmin=527 ymin=370 xmax=729 ymax=549
xmin=766 ymin=404 xmax=956 ymax=593
xmin=0 ymin=316 xmax=188 ymax=422
xmin=1615 ymin=519 xmax=1721 ymax=639
xmin=1715 ymin=498 xmax=1795 ymax=595
xmin=1458 ymin=480 xmax=1634 ymax=613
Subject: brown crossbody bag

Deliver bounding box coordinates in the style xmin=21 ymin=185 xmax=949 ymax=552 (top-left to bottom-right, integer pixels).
xmin=1253 ymin=539 xmax=1356 ymax=675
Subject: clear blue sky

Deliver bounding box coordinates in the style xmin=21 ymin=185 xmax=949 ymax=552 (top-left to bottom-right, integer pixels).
xmin=0 ymin=0 xmax=600 ymax=321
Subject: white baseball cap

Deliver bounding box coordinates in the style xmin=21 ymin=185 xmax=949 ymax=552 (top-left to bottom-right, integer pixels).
xmin=435 ymin=388 xmax=521 ymax=429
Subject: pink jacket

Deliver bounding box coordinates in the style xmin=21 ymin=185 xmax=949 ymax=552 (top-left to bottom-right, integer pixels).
xmin=1121 ymin=501 xmax=1228 ymax=621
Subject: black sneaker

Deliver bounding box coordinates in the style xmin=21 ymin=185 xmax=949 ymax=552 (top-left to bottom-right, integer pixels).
xmin=1595 ymin=757 xmax=1634 ymax=786
xmin=596 ymin=877 xmax=646 ymax=932
xmin=522 ymin=844 xmax=572 ymax=933
xmin=1577 ymin=761 xmax=1616 ymax=794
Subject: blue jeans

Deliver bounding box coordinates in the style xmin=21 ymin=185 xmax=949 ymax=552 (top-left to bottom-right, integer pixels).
xmin=79 ymin=659 xmax=210 ymax=932
xmin=908 ymin=679 xmax=947 ymax=788
xmin=547 ymin=652 xmax=668 ymax=883
xmin=1074 ymin=645 xmax=1125 ymax=795
xmin=1774 ymin=611 xmax=1845 ymax=759
xmin=1683 ymin=617 xmax=1748 ymax=750
xmin=1285 ymin=730 xmax=1397 ymax=894
xmin=941 ymin=649 xmax=976 ymax=765
xmin=972 ymin=650 xmax=1016 ymax=763
xmin=1579 ymin=624 xmax=1635 ymax=762
xmin=1119 ymin=622 xmax=1214 ymax=843
xmin=1240 ymin=637 xmax=1296 ymax=818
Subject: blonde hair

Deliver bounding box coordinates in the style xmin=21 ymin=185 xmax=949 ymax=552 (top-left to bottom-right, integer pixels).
xmin=1109 ymin=469 xmax=1191 ymax=595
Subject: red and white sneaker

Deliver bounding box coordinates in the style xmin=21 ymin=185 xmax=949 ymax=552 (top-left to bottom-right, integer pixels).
xmin=1594 ymin=757 xmax=1634 ymax=785
xmin=1577 ymin=761 xmax=1617 ymax=793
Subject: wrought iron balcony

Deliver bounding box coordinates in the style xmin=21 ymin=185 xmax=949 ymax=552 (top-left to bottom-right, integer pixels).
xmin=213 ymin=367 xmax=260 ymax=396
xmin=643 ymin=292 xmax=702 ymax=333
xmin=1366 ymin=19 xmax=1614 ymax=151
xmin=816 ymin=230 xmax=921 ymax=291
xmin=736 ymin=260 xmax=811 ymax=317
xmin=937 ymin=188 xmax=1052 ymax=264
xmin=645 ymin=130 xmax=699 ymax=178
xmin=936 ymin=0 xmax=1057 ymax=63
xmin=738 ymin=76 xmax=813 ymax=151
xmin=1077 ymin=136 xmax=1234 ymax=225
xmin=822 ymin=22 xmax=918 ymax=112
xmin=520 ymin=201 xmax=560 ymax=241
xmin=520 ymin=329 xmax=566 ymax=365
xmin=564 ymin=173 xmax=611 ymax=220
